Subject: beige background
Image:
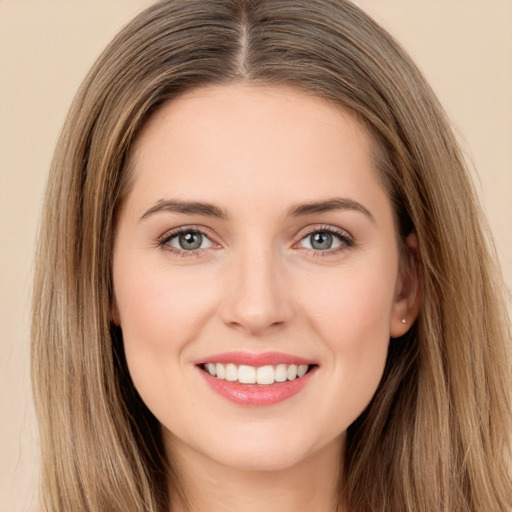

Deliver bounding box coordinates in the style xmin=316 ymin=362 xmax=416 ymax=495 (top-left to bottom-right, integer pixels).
xmin=1 ymin=1 xmax=510 ymax=510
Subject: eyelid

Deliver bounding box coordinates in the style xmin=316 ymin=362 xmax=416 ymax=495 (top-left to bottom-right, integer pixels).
xmin=155 ymin=223 xmax=354 ymax=257
xmin=156 ymin=225 xmax=221 ymax=255
xmin=292 ymin=224 xmax=355 ymax=253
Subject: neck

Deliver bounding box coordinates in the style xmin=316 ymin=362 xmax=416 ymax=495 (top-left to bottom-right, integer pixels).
xmin=166 ymin=434 xmax=345 ymax=512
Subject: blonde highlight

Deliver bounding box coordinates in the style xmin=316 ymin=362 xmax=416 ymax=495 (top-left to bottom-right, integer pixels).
xmin=32 ymin=1 xmax=512 ymax=511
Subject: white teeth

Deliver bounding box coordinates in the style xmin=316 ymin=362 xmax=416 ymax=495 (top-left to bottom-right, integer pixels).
xmin=256 ymin=365 xmax=275 ymax=385
xmin=238 ymin=365 xmax=256 ymax=384
xmin=225 ymin=363 xmax=238 ymax=381
xmin=287 ymin=364 xmax=298 ymax=380
xmin=298 ymin=364 xmax=308 ymax=377
xmin=204 ymin=362 xmax=312 ymax=385
xmin=215 ymin=363 xmax=226 ymax=379
xmin=275 ymin=364 xmax=288 ymax=382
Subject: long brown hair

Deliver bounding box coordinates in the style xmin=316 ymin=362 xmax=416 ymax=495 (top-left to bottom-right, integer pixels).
xmin=32 ymin=1 xmax=512 ymax=510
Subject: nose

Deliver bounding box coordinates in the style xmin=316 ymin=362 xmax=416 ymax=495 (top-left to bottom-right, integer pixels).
xmin=219 ymin=247 xmax=293 ymax=336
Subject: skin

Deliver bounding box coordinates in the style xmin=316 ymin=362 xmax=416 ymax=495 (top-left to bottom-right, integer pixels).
xmin=112 ymin=84 xmax=419 ymax=512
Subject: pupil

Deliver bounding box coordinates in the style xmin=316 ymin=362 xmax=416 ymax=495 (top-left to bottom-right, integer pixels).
xmin=179 ymin=232 xmax=202 ymax=250
xmin=311 ymin=232 xmax=332 ymax=250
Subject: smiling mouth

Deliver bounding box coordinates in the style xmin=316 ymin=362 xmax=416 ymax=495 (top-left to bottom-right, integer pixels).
xmin=200 ymin=363 xmax=315 ymax=386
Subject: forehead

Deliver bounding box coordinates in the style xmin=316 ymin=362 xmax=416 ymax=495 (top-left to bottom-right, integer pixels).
xmin=123 ymin=84 xmax=391 ymax=223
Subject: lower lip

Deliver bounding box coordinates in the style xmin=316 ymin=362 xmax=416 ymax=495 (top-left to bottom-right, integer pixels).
xmin=198 ymin=367 xmax=317 ymax=406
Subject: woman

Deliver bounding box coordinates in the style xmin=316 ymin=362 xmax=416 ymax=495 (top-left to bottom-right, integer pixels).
xmin=31 ymin=1 xmax=512 ymax=511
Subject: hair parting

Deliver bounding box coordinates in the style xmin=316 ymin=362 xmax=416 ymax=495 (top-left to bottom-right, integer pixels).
xmin=32 ymin=1 xmax=511 ymax=511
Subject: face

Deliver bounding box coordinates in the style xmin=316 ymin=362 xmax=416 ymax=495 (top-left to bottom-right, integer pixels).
xmin=112 ymin=84 xmax=417 ymax=474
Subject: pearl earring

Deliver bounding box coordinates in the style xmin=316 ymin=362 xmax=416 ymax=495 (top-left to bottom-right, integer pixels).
xmin=401 ymin=318 xmax=407 ymax=324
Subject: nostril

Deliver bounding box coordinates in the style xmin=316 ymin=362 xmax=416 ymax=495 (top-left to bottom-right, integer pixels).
xmin=225 ymin=316 xmax=287 ymax=336
xmin=219 ymin=266 xmax=294 ymax=334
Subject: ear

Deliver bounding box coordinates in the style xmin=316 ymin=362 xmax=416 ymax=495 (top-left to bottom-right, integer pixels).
xmin=390 ymin=232 xmax=422 ymax=338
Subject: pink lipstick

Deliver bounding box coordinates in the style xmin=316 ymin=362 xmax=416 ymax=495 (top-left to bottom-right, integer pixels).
xmin=195 ymin=351 xmax=318 ymax=406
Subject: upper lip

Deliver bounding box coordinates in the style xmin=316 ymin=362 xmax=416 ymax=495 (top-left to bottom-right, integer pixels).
xmin=195 ymin=351 xmax=317 ymax=367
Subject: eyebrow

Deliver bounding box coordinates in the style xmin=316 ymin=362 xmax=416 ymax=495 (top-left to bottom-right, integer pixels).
xmin=287 ymin=198 xmax=375 ymax=223
xmin=139 ymin=197 xmax=374 ymax=223
xmin=139 ymin=199 xmax=227 ymax=222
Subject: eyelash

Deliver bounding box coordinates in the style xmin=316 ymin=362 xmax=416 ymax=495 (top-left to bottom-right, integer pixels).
xmin=156 ymin=226 xmax=218 ymax=257
xmin=295 ymin=224 xmax=355 ymax=256
xmin=156 ymin=224 xmax=355 ymax=257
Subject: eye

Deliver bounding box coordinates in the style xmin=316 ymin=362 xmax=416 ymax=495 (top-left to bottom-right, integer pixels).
xmin=160 ymin=228 xmax=215 ymax=252
xmin=296 ymin=227 xmax=353 ymax=253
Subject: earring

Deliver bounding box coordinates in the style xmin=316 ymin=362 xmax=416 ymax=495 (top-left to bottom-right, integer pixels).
xmin=401 ymin=318 xmax=407 ymax=324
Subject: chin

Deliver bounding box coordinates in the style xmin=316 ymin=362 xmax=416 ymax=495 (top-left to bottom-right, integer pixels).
xmin=187 ymin=425 xmax=343 ymax=474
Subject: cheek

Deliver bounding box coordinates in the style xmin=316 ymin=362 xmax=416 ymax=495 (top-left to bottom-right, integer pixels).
xmin=113 ymin=262 xmax=216 ymax=386
xmin=304 ymin=264 xmax=396 ymax=343
xmin=299 ymin=264 xmax=397 ymax=416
